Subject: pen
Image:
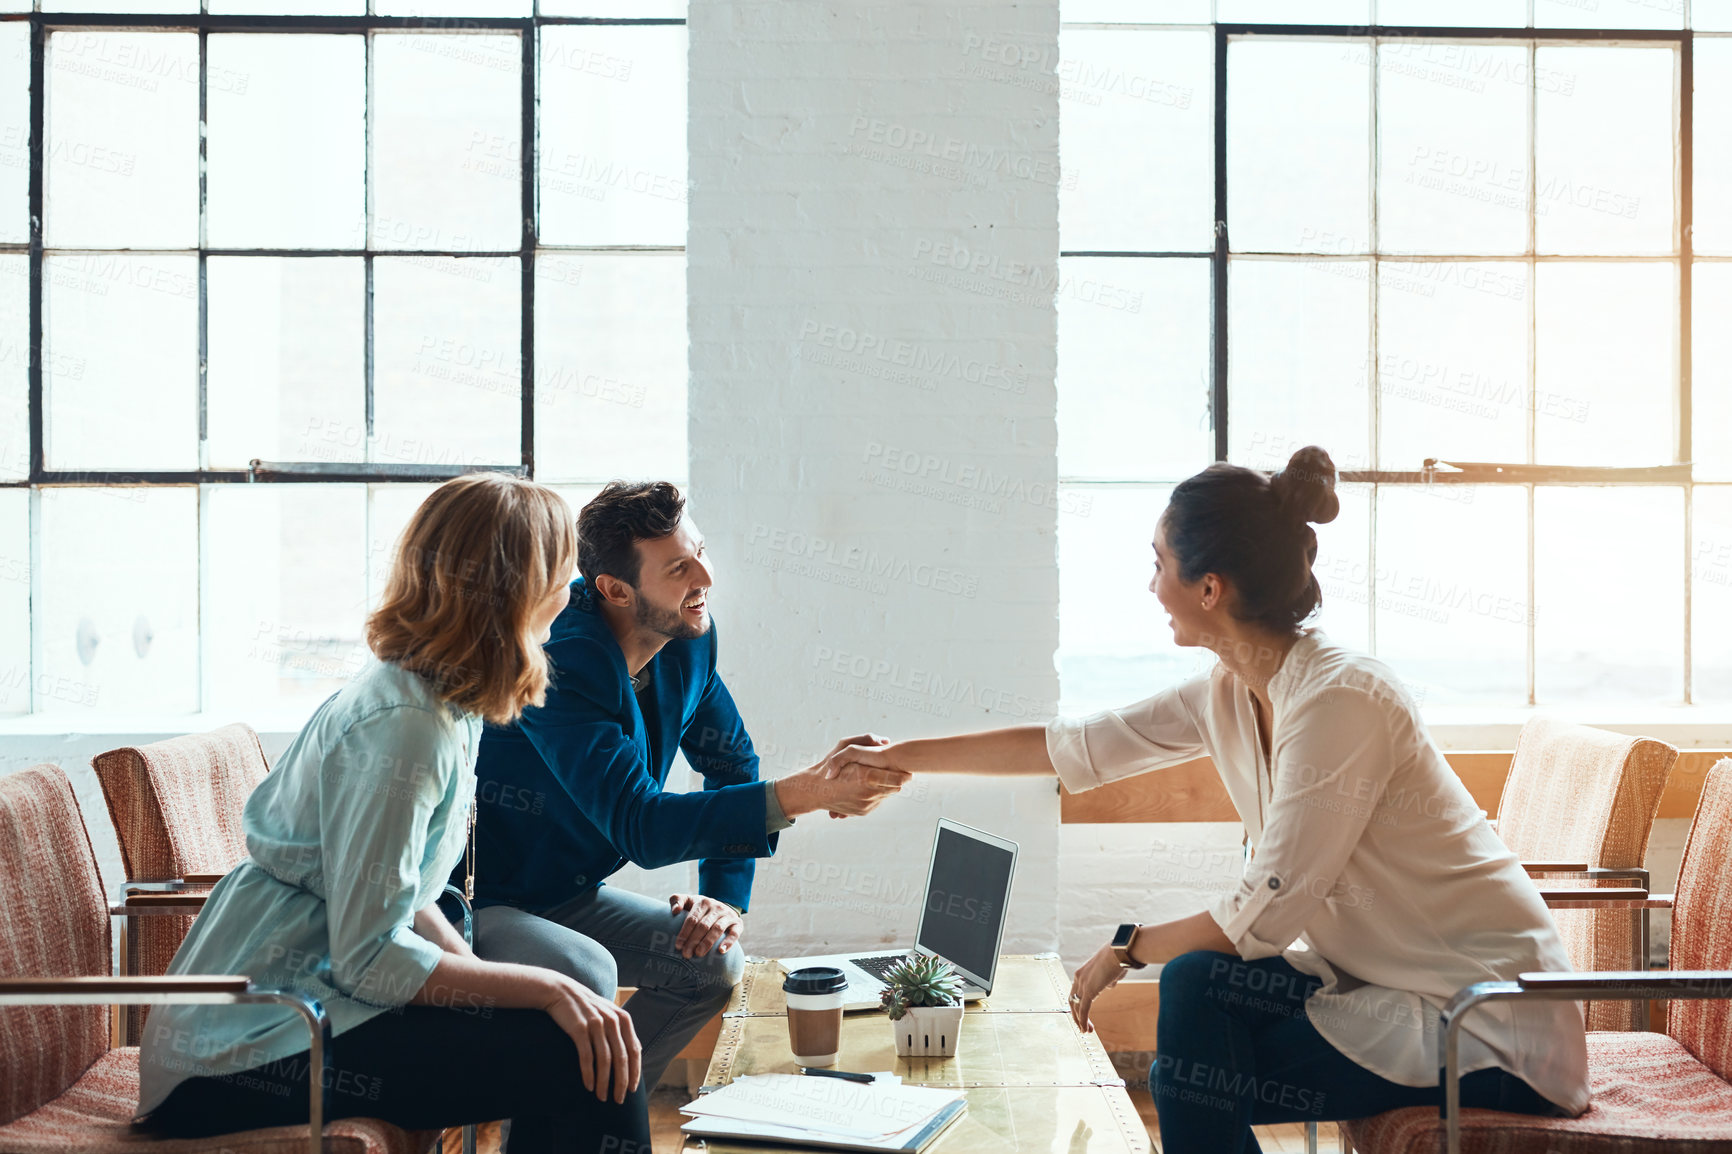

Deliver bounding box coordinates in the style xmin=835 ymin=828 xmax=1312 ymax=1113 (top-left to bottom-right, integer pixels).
xmin=800 ymin=1067 xmax=876 ymax=1084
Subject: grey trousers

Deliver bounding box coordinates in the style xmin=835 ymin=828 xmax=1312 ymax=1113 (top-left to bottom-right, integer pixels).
xmin=474 ymin=885 xmax=745 ymax=1093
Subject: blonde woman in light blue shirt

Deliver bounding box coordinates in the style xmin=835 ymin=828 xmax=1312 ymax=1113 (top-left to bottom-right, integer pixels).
xmin=138 ymin=473 xmax=651 ymax=1154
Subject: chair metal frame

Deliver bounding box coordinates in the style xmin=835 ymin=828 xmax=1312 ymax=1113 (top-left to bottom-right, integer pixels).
xmin=104 ymin=879 xmax=476 ymax=1154
xmin=1439 ymin=969 xmax=1732 ymax=1154
xmin=0 ymin=975 xmax=330 ymax=1154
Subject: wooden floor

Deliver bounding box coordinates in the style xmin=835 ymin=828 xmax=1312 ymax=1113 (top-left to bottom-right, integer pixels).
xmin=445 ymin=1090 xmax=1346 ymax=1152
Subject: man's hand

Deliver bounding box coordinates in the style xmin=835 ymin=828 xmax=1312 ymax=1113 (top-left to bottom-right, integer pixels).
xmin=669 ymin=893 xmax=743 ymax=958
xmin=1068 ymin=943 xmax=1127 ymax=1034
xmin=775 ymin=738 xmax=910 ymax=820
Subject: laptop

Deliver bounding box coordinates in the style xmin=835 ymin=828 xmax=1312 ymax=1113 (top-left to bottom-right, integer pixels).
xmin=777 ymin=819 xmax=1019 ymax=1012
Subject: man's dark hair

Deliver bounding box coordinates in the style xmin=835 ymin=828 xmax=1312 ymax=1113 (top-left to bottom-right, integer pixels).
xmin=577 ymin=481 xmax=687 ymax=587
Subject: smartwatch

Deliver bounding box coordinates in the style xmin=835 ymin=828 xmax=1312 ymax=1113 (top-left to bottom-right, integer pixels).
xmin=1110 ymin=923 xmax=1146 ymax=969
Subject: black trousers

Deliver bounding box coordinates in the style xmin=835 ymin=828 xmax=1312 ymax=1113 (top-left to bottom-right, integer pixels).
xmin=144 ymin=1004 xmax=653 ymax=1154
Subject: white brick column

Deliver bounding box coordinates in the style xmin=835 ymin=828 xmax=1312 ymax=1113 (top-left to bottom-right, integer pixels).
xmin=688 ymin=2 xmax=1062 ymax=955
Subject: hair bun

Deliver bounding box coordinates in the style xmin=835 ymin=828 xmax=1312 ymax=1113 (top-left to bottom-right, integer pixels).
xmin=1272 ymin=445 xmax=1340 ymax=526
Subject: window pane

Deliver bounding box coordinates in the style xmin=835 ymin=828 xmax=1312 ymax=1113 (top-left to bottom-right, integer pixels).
xmin=1534 ymin=46 xmax=1674 ymax=255
xmin=1059 ymin=485 xmax=1213 ymax=715
xmin=1229 ymin=258 xmax=1371 ymax=468
xmin=1534 ymin=0 xmax=1682 ymax=28
xmin=211 ymin=0 xmax=364 ymax=13
xmin=206 ymin=485 xmax=368 ymax=716
xmin=1694 ymin=262 xmax=1732 ymax=479
xmin=373 ymin=257 xmax=521 ymax=467
xmin=1374 ymin=486 xmax=1526 ymax=705
xmin=45 ymin=253 xmax=198 ymax=471
xmin=0 ymin=23 xmax=26 ymax=244
xmin=1229 ymin=40 xmax=1370 ymax=254
xmin=208 ymin=36 xmax=364 ymax=250
xmin=1376 ymin=43 xmax=1527 ymax=255
xmin=1694 ymin=39 xmax=1732 ymax=256
xmin=1059 ymin=29 xmax=1212 ymax=252
xmin=207 ymin=257 xmax=365 ymax=468
xmin=1058 ymin=257 xmax=1210 ymax=480
xmin=45 ymin=32 xmax=198 ymax=248
xmin=0 ymin=490 xmax=25 ymax=715
xmin=1218 ymin=0 xmax=1369 ymax=20
xmin=1309 ymin=482 xmax=1372 ymax=653
xmin=1376 ymin=0 xmax=1525 ymax=23
xmin=367 ymin=483 xmax=438 ymax=602
xmin=1534 ymin=261 xmax=1674 ymax=466
xmin=50 ymin=0 xmax=195 ymax=11
xmin=1693 ymin=486 xmax=1732 ymax=700
xmin=1061 ymin=0 xmax=1210 ymax=19
xmin=535 ymin=253 xmax=685 ymax=483
xmin=1694 ymin=0 xmax=1732 ymax=29
xmin=541 ymin=0 xmax=685 ymax=19
xmin=540 ymin=26 xmax=686 ymax=246
xmin=375 ymin=0 xmax=529 ymax=13
xmin=371 ymin=34 xmax=520 ymax=252
xmin=38 ymin=487 xmax=198 ymax=713
xmin=1535 ymin=487 xmax=1682 ymax=703
xmin=1377 ymin=261 xmax=1529 ymax=468
xmin=0 ymin=255 xmax=23 ymax=480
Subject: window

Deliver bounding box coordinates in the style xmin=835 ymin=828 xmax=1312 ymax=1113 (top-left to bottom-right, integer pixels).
xmin=0 ymin=2 xmax=687 ymax=718
xmin=1059 ymin=2 xmax=1716 ymax=714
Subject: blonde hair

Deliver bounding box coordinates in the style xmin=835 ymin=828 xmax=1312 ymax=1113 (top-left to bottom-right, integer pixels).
xmin=366 ymin=473 xmax=576 ymax=725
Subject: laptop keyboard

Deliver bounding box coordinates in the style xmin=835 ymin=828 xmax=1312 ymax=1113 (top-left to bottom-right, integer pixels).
xmin=851 ymin=954 xmax=913 ymax=983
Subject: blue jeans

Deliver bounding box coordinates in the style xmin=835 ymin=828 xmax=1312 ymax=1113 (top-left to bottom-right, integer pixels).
xmin=1150 ymin=951 xmax=1566 ymax=1154
xmin=475 ymin=885 xmax=745 ymax=1093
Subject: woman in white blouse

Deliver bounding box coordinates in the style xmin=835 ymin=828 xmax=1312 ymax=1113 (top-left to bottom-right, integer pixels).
xmin=827 ymin=447 xmax=1588 ymax=1152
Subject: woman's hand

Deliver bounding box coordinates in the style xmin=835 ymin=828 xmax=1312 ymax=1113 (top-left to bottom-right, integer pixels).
xmin=1068 ymin=943 xmax=1127 ymax=1034
xmin=540 ymin=975 xmax=642 ymax=1104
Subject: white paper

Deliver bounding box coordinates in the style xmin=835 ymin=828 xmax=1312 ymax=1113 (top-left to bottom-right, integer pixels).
xmin=681 ymin=1073 xmax=963 ymax=1141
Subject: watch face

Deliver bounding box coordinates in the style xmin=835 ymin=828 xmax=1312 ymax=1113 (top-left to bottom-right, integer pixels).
xmin=1111 ymin=923 xmax=1137 ymax=949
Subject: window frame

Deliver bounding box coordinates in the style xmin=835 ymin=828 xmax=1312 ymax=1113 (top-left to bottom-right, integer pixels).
xmin=1 ymin=5 xmax=686 ymax=488
xmin=0 ymin=4 xmax=685 ymax=717
xmin=1059 ymin=16 xmax=1713 ymax=706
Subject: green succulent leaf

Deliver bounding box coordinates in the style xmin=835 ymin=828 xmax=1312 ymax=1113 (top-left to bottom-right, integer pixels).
xmin=877 ymin=953 xmax=962 ymax=1018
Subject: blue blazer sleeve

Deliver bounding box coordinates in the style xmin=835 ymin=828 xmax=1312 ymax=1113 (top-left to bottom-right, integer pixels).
xmin=516 ymin=641 xmax=775 ymax=882
xmin=681 ymin=665 xmax=774 ymax=912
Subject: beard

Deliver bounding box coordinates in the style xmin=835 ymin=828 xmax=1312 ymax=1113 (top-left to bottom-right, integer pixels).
xmin=634 ymin=592 xmax=710 ymax=641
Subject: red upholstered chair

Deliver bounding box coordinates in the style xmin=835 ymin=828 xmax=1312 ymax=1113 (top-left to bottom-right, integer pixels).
xmin=1343 ymin=758 xmax=1732 ymax=1154
xmin=92 ymin=723 xmax=271 ymax=992
xmin=0 ymin=762 xmax=435 ymax=1154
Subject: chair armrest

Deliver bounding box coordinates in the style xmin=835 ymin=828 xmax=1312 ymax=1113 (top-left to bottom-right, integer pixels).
xmin=1518 ymin=970 xmax=1732 ymax=999
xmin=1524 ymin=866 xmax=1650 ymax=884
xmin=1539 ymin=889 xmax=1673 ymax=910
xmin=440 ymin=883 xmax=474 ymax=947
xmin=0 ymin=975 xmax=248 ymax=997
xmin=1522 ymin=860 xmax=1590 ymax=874
xmin=109 ymin=892 xmax=211 ymax=916
xmin=1535 ymin=885 xmax=1648 ymax=903
xmin=0 ymin=976 xmax=330 ymax=1154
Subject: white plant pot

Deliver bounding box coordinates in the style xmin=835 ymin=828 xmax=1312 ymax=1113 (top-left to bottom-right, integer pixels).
xmin=891 ymin=1003 xmax=965 ymax=1057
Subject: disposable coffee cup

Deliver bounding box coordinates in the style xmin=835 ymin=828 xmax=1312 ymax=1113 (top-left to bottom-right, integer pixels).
xmin=783 ymin=966 xmax=849 ymax=1066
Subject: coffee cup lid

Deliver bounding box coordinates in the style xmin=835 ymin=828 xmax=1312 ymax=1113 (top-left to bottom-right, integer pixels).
xmin=783 ymin=966 xmax=849 ymax=996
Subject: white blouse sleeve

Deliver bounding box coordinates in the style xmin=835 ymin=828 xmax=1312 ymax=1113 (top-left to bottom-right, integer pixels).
xmin=1208 ymin=685 xmax=1397 ymax=959
xmin=1044 ymin=674 xmax=1212 ymax=794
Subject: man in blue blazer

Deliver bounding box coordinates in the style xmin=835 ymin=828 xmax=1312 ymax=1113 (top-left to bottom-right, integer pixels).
xmin=463 ymin=481 xmax=908 ymax=1089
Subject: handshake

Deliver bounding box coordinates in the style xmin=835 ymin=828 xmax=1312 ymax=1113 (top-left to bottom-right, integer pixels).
xmin=772 ymin=734 xmax=913 ymax=820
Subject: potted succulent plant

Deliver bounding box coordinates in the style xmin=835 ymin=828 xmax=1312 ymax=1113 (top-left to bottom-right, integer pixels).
xmin=879 ymin=955 xmax=965 ymax=1057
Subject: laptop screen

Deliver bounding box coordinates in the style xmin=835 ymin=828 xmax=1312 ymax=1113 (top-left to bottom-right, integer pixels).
xmin=916 ymin=824 xmax=1016 ymax=983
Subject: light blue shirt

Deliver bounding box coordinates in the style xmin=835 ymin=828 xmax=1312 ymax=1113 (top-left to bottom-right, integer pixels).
xmin=137 ymin=659 xmax=482 ymax=1117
